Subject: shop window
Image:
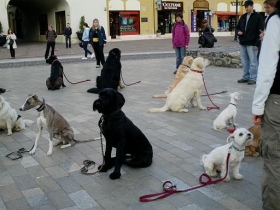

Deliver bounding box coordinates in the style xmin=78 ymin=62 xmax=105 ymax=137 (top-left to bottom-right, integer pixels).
xmin=55 ymin=11 xmax=66 ymax=35
xmin=119 ymin=11 xmax=140 ymax=35
xmin=39 ymin=14 xmax=48 ymax=35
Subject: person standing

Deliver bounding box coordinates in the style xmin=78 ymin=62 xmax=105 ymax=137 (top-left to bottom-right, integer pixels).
xmin=172 ymin=13 xmax=190 ymax=74
xmin=6 ymin=29 xmax=17 ymax=59
xmin=64 ymin=23 xmax=72 ymax=48
xmin=81 ymin=23 xmax=93 ymax=60
xmin=252 ymin=1 xmax=280 ymax=208
xmin=89 ymin=18 xmax=107 ymax=68
xmin=45 ymin=26 xmax=57 ymax=59
xmin=236 ymin=0 xmax=264 ymax=85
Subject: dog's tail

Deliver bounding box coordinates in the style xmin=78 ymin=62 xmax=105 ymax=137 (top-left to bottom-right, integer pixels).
xmin=87 ymin=88 xmax=101 ymax=94
xmin=152 ymin=94 xmax=167 ymax=98
xmin=23 ymin=119 xmax=34 ymax=127
xmin=148 ymin=105 xmax=169 ymax=113
xmin=201 ymin=154 xmax=208 ymax=164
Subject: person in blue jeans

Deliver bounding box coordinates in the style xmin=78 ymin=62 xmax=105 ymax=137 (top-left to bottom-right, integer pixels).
xmin=172 ymin=13 xmax=190 ymax=74
xmin=236 ymin=0 xmax=263 ymax=85
xmin=81 ymin=23 xmax=93 ymax=60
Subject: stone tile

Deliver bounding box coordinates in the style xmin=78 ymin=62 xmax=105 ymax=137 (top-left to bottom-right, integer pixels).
xmin=56 ymin=176 xmax=83 ymax=193
xmin=35 ymin=176 xmax=61 ymax=193
xmin=35 ymin=156 xmax=57 ymax=168
xmin=0 ymin=196 xmax=6 ymax=210
xmin=45 ymin=166 xmax=69 ymax=179
xmin=219 ymin=197 xmax=254 ymax=210
xmin=20 ymin=156 xmax=39 ymax=168
xmin=46 ymin=189 xmax=76 ymax=209
xmin=5 ymin=197 xmax=31 ymax=210
xmin=26 ymin=165 xmax=49 ymax=178
xmin=69 ymin=171 xmax=95 ymax=186
xmin=170 ymin=141 xmax=194 ymax=151
xmin=22 ymin=188 xmax=49 ymax=207
xmin=13 ymin=174 xmax=38 ymax=191
xmin=179 ymin=204 xmax=203 ymax=210
xmin=6 ymin=163 xmax=28 ymax=177
xmin=0 ymin=171 xmax=15 ymax=186
xmin=0 ymin=147 xmax=10 ymax=157
xmin=0 ymin=184 xmax=23 ymax=202
xmin=68 ymin=190 xmax=99 ymax=209
xmin=59 ymin=159 xmax=81 ymax=173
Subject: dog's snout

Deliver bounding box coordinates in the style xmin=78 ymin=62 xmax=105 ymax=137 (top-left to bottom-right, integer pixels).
xmin=19 ymin=108 xmax=23 ymax=111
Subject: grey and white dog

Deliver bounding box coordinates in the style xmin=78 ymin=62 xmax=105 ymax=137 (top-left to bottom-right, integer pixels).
xmin=19 ymin=94 xmax=95 ymax=155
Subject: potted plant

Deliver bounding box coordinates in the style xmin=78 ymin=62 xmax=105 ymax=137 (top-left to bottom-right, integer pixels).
xmin=0 ymin=21 xmax=7 ymax=47
xmin=156 ymin=29 xmax=161 ymax=37
xmin=76 ymin=16 xmax=85 ymax=41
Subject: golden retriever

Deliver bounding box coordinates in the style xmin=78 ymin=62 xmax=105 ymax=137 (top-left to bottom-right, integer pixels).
xmin=245 ymin=125 xmax=260 ymax=157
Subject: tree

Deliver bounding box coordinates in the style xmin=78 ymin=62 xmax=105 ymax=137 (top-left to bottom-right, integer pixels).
xmin=79 ymin=16 xmax=85 ymax=33
xmin=0 ymin=21 xmax=3 ymax=34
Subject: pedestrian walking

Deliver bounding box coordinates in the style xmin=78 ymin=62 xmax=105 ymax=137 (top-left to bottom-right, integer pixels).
xmin=81 ymin=23 xmax=93 ymax=60
xmin=44 ymin=26 xmax=57 ymax=59
xmin=6 ymin=28 xmax=17 ymax=59
xmin=198 ymin=19 xmax=217 ymax=48
xmin=172 ymin=13 xmax=190 ymax=74
xmin=236 ymin=0 xmax=264 ymax=85
xmin=89 ymin=18 xmax=107 ymax=68
xmin=64 ymin=23 xmax=72 ymax=48
xmin=252 ymin=1 xmax=280 ymax=209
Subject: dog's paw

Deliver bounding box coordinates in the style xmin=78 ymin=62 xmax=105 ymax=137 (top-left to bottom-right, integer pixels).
xmin=179 ymin=109 xmax=189 ymax=113
xmin=234 ymin=173 xmax=243 ymax=180
xmin=47 ymin=150 xmax=52 ymax=156
xmin=191 ymin=103 xmax=197 ymax=108
xmin=109 ymin=172 xmax=121 ymax=180
xmin=208 ymin=170 xmax=218 ymax=178
xmin=252 ymin=152 xmax=260 ymax=157
xmin=7 ymin=132 xmax=12 ymax=136
xmin=199 ymin=106 xmax=207 ymax=110
xmin=29 ymin=149 xmax=36 ymax=155
xmin=233 ymin=123 xmax=238 ymax=126
xmin=223 ymin=176 xmax=231 ymax=182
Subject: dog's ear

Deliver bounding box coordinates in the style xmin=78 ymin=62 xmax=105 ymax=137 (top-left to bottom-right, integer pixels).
xmin=234 ymin=92 xmax=242 ymax=100
xmin=187 ymin=57 xmax=194 ymax=66
xmin=227 ymin=134 xmax=234 ymax=143
xmin=116 ymin=92 xmax=125 ymax=108
xmin=31 ymin=95 xmax=39 ymax=101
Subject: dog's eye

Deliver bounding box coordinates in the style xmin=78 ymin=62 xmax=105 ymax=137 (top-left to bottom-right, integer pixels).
xmin=239 ymin=133 xmax=243 ymax=136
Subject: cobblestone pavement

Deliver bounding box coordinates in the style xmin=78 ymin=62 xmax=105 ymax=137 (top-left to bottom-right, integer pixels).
xmin=0 ymin=55 xmax=262 ymax=210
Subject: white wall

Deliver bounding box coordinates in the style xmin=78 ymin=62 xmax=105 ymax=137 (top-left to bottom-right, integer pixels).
xmin=0 ymin=0 xmax=10 ymax=34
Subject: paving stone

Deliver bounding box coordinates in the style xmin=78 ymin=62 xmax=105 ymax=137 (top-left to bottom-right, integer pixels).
xmin=13 ymin=174 xmax=38 ymax=191
xmin=68 ymin=190 xmax=99 ymax=209
xmin=5 ymin=197 xmax=31 ymax=210
xmin=45 ymin=166 xmax=69 ymax=179
xmin=56 ymin=176 xmax=83 ymax=193
xmin=0 ymin=171 xmax=15 ymax=186
xmin=219 ymin=197 xmax=254 ymax=210
xmin=22 ymin=188 xmax=48 ymax=207
xmin=35 ymin=156 xmax=57 ymax=168
xmin=6 ymin=163 xmax=28 ymax=177
xmin=26 ymin=165 xmax=49 ymax=179
xmin=20 ymin=156 xmax=39 ymax=168
xmin=59 ymin=159 xmax=81 ymax=173
xmin=46 ymin=189 xmax=76 ymax=209
xmin=35 ymin=176 xmax=61 ymax=193
xmin=0 ymin=184 xmax=23 ymax=202
xmin=82 ymin=181 xmax=112 ymax=201
xmin=180 ymin=204 xmax=203 ymax=210
xmin=69 ymin=171 xmax=96 ymax=186
xmin=0 ymin=196 xmax=6 ymax=210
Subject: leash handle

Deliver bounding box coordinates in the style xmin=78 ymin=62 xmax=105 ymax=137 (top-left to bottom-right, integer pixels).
xmin=202 ymin=76 xmax=220 ymax=110
xmin=120 ymin=70 xmax=141 ymax=86
xmin=139 ymin=153 xmax=231 ymax=202
xmin=62 ymin=71 xmax=91 ymax=85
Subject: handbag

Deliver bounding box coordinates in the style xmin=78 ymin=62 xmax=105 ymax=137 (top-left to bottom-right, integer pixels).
xmin=8 ymin=39 xmax=14 ymax=46
xmin=79 ymin=41 xmax=83 ymax=48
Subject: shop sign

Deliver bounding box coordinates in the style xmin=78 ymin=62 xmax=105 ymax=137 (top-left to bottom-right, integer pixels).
xmin=141 ymin=17 xmax=148 ymax=22
xmin=231 ymin=1 xmax=244 ymax=6
xmin=193 ymin=0 xmax=209 ymax=9
xmin=161 ymin=1 xmax=183 ymax=11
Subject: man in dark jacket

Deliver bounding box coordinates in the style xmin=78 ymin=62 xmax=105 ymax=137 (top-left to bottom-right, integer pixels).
xmin=44 ymin=26 xmax=57 ymax=59
xmin=64 ymin=23 xmax=72 ymax=48
xmin=236 ymin=0 xmax=264 ymax=85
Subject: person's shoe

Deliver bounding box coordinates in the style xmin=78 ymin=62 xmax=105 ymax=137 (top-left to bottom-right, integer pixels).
xmin=237 ymin=79 xmax=249 ymax=83
xmin=247 ymin=80 xmax=256 ymax=85
xmin=91 ymin=54 xmax=94 ymax=59
xmin=81 ymin=57 xmax=87 ymax=60
xmin=173 ymin=70 xmax=177 ymax=74
xmin=96 ymin=65 xmax=100 ymax=68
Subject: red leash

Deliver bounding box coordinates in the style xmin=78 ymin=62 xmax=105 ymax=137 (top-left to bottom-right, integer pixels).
xmin=139 ymin=153 xmax=230 ymax=202
xmin=202 ymin=75 xmax=220 ymax=110
xmin=62 ymin=71 xmax=91 ymax=84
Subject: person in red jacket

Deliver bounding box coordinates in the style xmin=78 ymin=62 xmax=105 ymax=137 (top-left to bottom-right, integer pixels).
xmin=172 ymin=13 xmax=190 ymax=74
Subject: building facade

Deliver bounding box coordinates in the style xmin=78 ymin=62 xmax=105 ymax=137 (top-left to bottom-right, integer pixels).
xmin=0 ymin=0 xmax=265 ymax=42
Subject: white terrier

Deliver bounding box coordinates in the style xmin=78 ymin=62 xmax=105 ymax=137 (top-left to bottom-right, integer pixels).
xmin=202 ymin=128 xmax=253 ymax=182
xmin=213 ymin=92 xmax=242 ymax=131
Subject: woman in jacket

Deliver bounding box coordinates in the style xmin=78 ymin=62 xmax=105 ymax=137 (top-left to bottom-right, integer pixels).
xmin=81 ymin=23 xmax=93 ymax=60
xmin=6 ymin=29 xmax=17 ymax=59
xmin=89 ymin=18 xmax=107 ymax=68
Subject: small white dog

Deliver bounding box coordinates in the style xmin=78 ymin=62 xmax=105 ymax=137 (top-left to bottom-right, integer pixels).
xmin=213 ymin=92 xmax=242 ymax=130
xmin=202 ymin=128 xmax=253 ymax=182
xmin=0 ymin=89 xmax=33 ymax=135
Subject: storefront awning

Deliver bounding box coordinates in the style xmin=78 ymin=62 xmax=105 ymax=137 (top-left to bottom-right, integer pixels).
xmin=215 ymin=11 xmax=242 ymax=16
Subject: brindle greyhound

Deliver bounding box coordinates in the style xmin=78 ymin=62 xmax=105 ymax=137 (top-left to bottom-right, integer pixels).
xmin=19 ymin=94 xmax=96 ymax=155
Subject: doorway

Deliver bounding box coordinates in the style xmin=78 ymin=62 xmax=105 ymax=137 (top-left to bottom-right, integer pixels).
xmin=158 ymin=11 xmax=177 ymax=34
xmin=109 ymin=12 xmax=120 ymax=39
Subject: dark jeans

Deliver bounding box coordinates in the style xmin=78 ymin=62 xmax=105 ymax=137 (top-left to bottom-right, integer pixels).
xmin=45 ymin=41 xmax=55 ymax=59
xmin=65 ymin=35 xmax=71 ymax=48
xmin=83 ymin=41 xmax=92 ymax=57
xmin=92 ymin=42 xmax=105 ymax=65
xmin=9 ymin=46 xmax=15 ymax=58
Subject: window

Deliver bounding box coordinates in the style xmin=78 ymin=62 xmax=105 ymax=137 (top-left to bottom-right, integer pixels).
xmin=39 ymin=14 xmax=48 ymax=35
xmin=119 ymin=11 xmax=140 ymax=35
xmin=55 ymin=11 xmax=66 ymax=35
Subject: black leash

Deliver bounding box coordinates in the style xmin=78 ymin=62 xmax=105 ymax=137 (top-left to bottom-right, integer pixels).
xmin=6 ymin=144 xmax=34 ymax=160
xmin=120 ymin=70 xmax=141 ymax=86
xmin=201 ymin=90 xmax=227 ymax=96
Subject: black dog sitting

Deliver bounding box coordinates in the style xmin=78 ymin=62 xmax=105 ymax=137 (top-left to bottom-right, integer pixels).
xmin=93 ymin=88 xmax=153 ymax=180
xmin=87 ymin=48 xmax=125 ymax=94
xmin=46 ymin=55 xmax=66 ymax=90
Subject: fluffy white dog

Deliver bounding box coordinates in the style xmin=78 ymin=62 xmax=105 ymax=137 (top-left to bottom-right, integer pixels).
xmin=213 ymin=92 xmax=242 ymax=130
xmin=202 ymin=128 xmax=253 ymax=182
xmin=148 ymin=57 xmax=210 ymax=113
xmin=0 ymin=90 xmax=33 ymax=135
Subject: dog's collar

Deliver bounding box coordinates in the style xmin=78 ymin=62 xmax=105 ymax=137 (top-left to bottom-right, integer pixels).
xmin=230 ymin=103 xmax=237 ymax=106
xmin=36 ymin=98 xmax=45 ymax=112
xmin=52 ymin=59 xmax=58 ymax=65
xmin=229 ymin=144 xmax=245 ymax=152
xmin=190 ymin=69 xmax=203 ymax=74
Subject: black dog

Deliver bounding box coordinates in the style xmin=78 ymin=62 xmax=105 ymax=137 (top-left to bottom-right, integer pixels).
xmin=0 ymin=88 xmax=5 ymax=95
xmin=87 ymin=48 xmax=124 ymax=94
xmin=46 ymin=55 xmax=66 ymax=90
xmin=93 ymin=88 xmax=153 ymax=180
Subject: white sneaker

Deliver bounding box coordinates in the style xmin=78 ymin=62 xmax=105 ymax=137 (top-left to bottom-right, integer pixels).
xmin=90 ymin=54 xmax=94 ymax=59
xmin=81 ymin=57 xmax=87 ymax=60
